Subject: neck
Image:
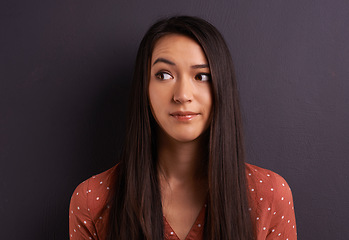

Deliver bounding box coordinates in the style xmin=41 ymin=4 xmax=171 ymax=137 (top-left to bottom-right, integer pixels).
xmin=156 ymin=129 xmax=209 ymax=183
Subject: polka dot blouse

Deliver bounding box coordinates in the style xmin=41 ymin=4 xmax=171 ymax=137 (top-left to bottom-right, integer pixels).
xmin=69 ymin=163 xmax=297 ymax=239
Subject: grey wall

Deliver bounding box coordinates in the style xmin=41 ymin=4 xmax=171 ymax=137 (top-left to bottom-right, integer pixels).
xmin=1 ymin=0 xmax=348 ymax=239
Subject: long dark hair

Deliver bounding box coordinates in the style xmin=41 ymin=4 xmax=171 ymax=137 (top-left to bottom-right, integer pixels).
xmin=107 ymin=16 xmax=254 ymax=240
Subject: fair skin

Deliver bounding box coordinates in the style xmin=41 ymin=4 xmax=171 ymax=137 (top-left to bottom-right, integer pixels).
xmin=148 ymin=34 xmax=212 ymax=240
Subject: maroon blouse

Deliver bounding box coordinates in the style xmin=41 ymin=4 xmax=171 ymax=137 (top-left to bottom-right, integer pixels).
xmin=69 ymin=163 xmax=297 ymax=239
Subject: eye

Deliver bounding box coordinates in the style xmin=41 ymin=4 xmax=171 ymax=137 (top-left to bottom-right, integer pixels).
xmin=155 ymin=72 xmax=173 ymax=80
xmin=195 ymin=73 xmax=211 ymax=82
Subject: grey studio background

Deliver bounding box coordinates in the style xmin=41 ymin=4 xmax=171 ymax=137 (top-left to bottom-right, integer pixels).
xmin=1 ymin=0 xmax=348 ymax=239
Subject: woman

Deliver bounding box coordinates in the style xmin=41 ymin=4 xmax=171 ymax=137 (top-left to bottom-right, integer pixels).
xmin=69 ymin=16 xmax=297 ymax=240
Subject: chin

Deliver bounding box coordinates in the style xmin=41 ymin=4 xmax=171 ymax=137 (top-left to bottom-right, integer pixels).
xmin=173 ymin=136 xmax=200 ymax=143
xmin=169 ymin=131 xmax=205 ymax=143
xmin=157 ymin=124 xmax=209 ymax=143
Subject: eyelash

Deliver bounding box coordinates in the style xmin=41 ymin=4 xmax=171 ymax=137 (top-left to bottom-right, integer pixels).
xmin=155 ymin=71 xmax=173 ymax=80
xmin=195 ymin=73 xmax=211 ymax=82
xmin=155 ymin=72 xmax=211 ymax=82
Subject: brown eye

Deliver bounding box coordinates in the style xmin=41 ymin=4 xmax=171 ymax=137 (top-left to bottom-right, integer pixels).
xmin=195 ymin=73 xmax=211 ymax=82
xmin=155 ymin=72 xmax=173 ymax=80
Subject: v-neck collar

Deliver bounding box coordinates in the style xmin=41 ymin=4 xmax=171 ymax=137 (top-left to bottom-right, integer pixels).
xmin=163 ymin=201 xmax=207 ymax=240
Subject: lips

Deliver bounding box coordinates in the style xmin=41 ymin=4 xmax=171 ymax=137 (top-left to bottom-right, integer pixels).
xmin=170 ymin=111 xmax=200 ymax=121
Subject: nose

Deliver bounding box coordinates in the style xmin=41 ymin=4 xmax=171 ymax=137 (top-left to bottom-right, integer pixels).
xmin=173 ymin=77 xmax=193 ymax=104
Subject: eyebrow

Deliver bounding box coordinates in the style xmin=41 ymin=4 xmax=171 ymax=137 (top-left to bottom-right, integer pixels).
xmin=152 ymin=57 xmax=209 ymax=69
xmin=191 ymin=64 xmax=209 ymax=69
xmin=153 ymin=58 xmax=175 ymax=66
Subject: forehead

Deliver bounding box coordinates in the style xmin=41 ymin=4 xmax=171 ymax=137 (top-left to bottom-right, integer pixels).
xmin=151 ymin=34 xmax=208 ymax=64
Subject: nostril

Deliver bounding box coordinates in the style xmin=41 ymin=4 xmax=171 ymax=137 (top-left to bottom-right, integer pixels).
xmin=173 ymin=95 xmax=192 ymax=103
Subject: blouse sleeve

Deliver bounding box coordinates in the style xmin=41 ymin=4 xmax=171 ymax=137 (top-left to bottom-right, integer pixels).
xmin=266 ymin=173 xmax=297 ymax=240
xmin=69 ymin=180 xmax=98 ymax=240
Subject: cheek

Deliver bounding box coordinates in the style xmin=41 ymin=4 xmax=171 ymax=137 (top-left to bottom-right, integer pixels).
xmin=200 ymin=86 xmax=213 ymax=113
xmin=148 ymin=90 xmax=158 ymax=120
xmin=148 ymin=81 xmax=167 ymax=119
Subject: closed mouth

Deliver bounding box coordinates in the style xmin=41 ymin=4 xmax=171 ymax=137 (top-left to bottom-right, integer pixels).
xmin=170 ymin=111 xmax=200 ymax=120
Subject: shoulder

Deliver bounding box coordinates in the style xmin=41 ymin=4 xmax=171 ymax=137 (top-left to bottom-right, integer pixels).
xmin=245 ymin=163 xmax=294 ymax=204
xmin=69 ymin=165 xmax=117 ymax=222
xmin=245 ymin=163 xmax=297 ymax=239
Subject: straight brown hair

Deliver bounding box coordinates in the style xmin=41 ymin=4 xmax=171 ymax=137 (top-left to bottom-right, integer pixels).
xmin=107 ymin=16 xmax=255 ymax=240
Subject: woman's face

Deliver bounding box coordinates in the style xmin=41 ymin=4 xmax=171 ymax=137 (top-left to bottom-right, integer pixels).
xmin=148 ymin=34 xmax=213 ymax=143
